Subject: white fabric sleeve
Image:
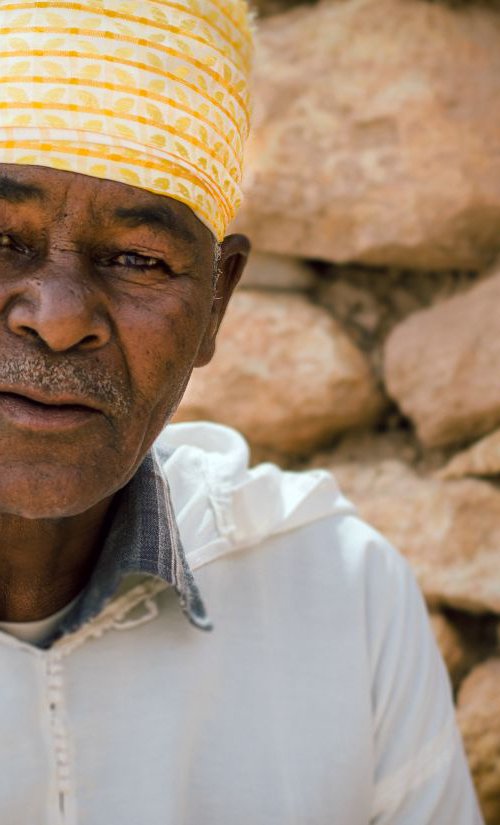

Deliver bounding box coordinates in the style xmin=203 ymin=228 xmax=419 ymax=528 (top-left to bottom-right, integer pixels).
xmin=365 ymin=533 xmax=484 ymax=824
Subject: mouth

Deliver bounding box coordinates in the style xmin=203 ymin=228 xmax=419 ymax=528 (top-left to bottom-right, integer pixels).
xmin=0 ymin=389 xmax=102 ymax=432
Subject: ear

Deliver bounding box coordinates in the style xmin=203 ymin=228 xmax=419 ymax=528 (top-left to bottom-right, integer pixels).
xmin=195 ymin=233 xmax=250 ymax=367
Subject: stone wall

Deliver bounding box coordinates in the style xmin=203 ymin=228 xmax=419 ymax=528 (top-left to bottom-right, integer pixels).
xmin=175 ymin=0 xmax=500 ymax=818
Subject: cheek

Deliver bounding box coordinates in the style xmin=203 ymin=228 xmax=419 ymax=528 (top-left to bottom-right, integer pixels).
xmin=119 ymin=294 xmax=211 ymax=412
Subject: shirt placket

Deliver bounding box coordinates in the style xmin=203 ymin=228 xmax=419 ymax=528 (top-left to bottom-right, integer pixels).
xmin=44 ymin=650 xmax=77 ymax=825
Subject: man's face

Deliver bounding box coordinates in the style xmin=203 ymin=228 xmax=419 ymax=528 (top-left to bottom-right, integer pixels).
xmin=0 ymin=164 xmax=246 ymax=519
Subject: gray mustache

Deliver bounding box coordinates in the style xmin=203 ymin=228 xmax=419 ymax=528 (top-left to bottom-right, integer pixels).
xmin=0 ymin=357 xmax=131 ymax=417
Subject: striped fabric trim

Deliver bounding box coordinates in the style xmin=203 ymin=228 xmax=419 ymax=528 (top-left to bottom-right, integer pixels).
xmin=151 ymin=450 xmax=212 ymax=630
xmin=0 ymin=101 xmax=242 ymax=183
xmin=1 ymin=1 xmax=252 ymax=70
xmin=45 ymin=449 xmax=211 ymax=648
xmin=1 ymin=28 xmax=251 ymax=117
xmin=0 ymin=73 xmax=244 ymax=162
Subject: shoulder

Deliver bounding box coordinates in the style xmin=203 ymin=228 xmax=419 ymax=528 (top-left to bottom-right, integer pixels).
xmin=156 ymin=418 xmax=409 ymax=562
xmin=157 ymin=423 xmax=447 ymax=730
xmin=156 ymin=420 xmax=420 ymax=638
xmin=155 ymin=423 xmax=482 ymax=823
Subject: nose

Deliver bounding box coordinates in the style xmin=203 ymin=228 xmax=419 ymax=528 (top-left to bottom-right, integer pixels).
xmin=6 ymin=259 xmax=111 ymax=353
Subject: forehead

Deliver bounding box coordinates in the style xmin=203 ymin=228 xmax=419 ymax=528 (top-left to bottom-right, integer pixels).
xmin=0 ymin=163 xmax=213 ymax=250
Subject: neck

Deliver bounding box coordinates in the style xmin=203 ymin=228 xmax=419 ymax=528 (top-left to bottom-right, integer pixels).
xmin=0 ymin=498 xmax=113 ymax=622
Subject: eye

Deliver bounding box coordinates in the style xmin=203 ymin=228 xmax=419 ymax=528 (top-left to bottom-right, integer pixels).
xmin=0 ymin=232 xmax=29 ymax=255
xmin=0 ymin=233 xmax=14 ymax=248
xmin=113 ymin=252 xmax=163 ymax=270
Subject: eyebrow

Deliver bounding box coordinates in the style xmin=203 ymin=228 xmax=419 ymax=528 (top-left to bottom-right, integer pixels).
xmin=114 ymin=204 xmax=197 ymax=246
xmin=0 ymin=175 xmax=46 ymax=203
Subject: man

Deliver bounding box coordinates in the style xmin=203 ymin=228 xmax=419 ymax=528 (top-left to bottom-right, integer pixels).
xmin=0 ymin=1 xmax=483 ymax=823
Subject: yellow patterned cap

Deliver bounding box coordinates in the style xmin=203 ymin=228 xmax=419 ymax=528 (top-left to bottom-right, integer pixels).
xmin=0 ymin=0 xmax=253 ymax=240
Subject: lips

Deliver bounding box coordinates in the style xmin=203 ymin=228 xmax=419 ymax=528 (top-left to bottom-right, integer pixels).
xmin=0 ymin=389 xmax=102 ymax=432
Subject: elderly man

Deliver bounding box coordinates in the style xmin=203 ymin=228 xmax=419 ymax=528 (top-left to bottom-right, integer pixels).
xmin=0 ymin=1 xmax=483 ymax=823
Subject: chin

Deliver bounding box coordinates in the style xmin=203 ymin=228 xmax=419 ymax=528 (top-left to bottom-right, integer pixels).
xmin=0 ymin=463 xmax=117 ymax=520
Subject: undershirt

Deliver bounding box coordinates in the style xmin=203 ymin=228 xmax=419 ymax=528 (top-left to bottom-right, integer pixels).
xmin=0 ymin=594 xmax=81 ymax=645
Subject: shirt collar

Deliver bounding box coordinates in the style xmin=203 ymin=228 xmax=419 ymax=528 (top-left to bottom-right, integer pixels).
xmin=43 ymin=448 xmax=211 ymax=647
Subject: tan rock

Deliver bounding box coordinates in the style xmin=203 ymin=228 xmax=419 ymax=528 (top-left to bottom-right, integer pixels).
xmin=239 ymin=252 xmax=315 ymax=291
xmin=234 ymin=0 xmax=500 ymax=269
xmin=384 ymin=270 xmax=500 ymax=447
xmin=175 ymin=290 xmax=384 ymax=453
xmin=439 ymin=428 xmax=500 ymax=480
xmin=313 ymin=427 xmax=420 ymax=468
xmin=322 ymin=456 xmax=500 ymax=613
xmin=317 ymin=267 xmax=480 ymax=351
xmin=457 ymin=659 xmax=500 ymax=825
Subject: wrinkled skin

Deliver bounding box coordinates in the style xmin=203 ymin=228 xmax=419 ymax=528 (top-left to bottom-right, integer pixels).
xmin=0 ymin=163 xmax=249 ymax=620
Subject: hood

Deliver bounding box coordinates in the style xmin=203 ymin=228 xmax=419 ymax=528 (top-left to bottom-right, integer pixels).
xmin=154 ymin=421 xmax=356 ymax=571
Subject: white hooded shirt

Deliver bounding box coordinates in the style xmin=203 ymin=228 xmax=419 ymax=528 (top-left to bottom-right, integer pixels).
xmin=0 ymin=421 xmax=483 ymax=824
